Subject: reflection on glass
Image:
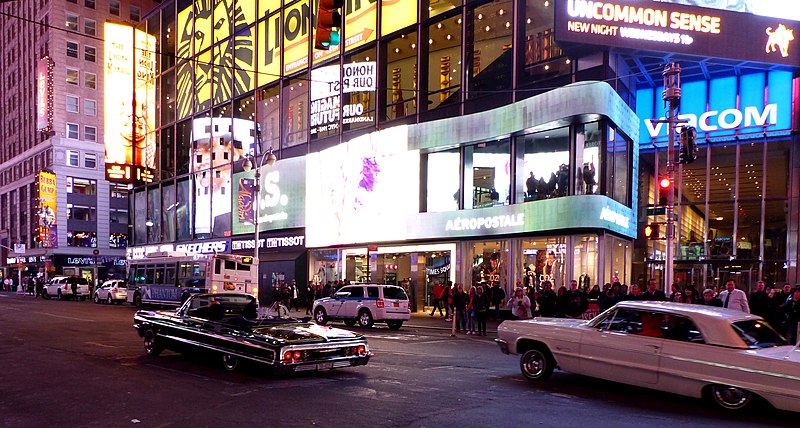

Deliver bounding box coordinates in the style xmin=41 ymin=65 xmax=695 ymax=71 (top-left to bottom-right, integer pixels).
xmin=148 ymin=187 xmax=162 ymax=243
xmin=520 ymin=127 xmax=569 ymax=201
xmin=426 ymin=148 xmax=460 ymax=212
xmin=384 ymin=31 xmax=418 ymax=121
xmin=258 ymin=84 xmax=280 ymax=151
xmin=471 ymin=139 xmax=510 ymax=208
xmin=162 ymin=182 xmax=176 ymax=241
xmin=134 ymin=189 xmax=146 ymax=244
xmin=176 ymin=179 xmax=192 ymax=241
xmin=282 ymin=76 xmax=309 ymax=148
xmin=470 ymin=0 xmax=513 ymax=98
xmin=607 ymin=125 xmax=629 ymax=204
xmin=576 ymin=122 xmax=600 ymax=195
xmin=427 ymin=17 xmax=461 ymax=110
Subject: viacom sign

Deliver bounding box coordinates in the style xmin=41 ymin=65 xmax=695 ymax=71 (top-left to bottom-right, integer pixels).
xmin=636 ymin=70 xmax=793 ymax=143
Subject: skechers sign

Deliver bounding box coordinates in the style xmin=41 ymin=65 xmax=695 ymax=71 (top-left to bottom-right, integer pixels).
xmin=636 ymin=71 xmax=793 ymax=143
xmin=555 ymin=0 xmax=799 ymax=65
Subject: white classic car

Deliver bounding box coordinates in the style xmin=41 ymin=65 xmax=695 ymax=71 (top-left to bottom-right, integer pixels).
xmin=496 ymin=301 xmax=800 ymax=412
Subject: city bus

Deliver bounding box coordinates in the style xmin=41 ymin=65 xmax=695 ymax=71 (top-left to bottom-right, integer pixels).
xmin=126 ymin=252 xmax=257 ymax=307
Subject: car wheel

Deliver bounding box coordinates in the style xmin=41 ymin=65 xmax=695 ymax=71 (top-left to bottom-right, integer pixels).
xmin=343 ymin=319 xmax=357 ymax=327
xmin=357 ymin=310 xmax=374 ymax=328
xmin=133 ymin=293 xmax=142 ymax=308
xmin=42 ymin=290 xmax=50 ymax=299
xmin=520 ymin=348 xmax=554 ymax=381
xmin=143 ymin=329 xmax=164 ymax=357
xmin=94 ymin=293 xmax=100 ymax=304
xmin=386 ymin=321 xmax=403 ymax=330
xmin=314 ymin=307 xmax=328 ymax=325
xmin=710 ymin=384 xmax=752 ymax=410
xmin=222 ymin=354 xmax=239 ymax=371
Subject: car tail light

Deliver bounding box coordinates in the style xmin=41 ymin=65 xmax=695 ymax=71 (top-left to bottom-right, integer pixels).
xmin=357 ymin=345 xmax=366 ymax=356
xmin=283 ymin=351 xmax=292 ymax=361
xmin=376 ymin=299 xmax=385 ymax=308
xmin=64 ymin=285 xmax=69 ymax=291
xmin=293 ymin=351 xmax=302 ymax=360
xmin=112 ymin=287 xmax=118 ymax=294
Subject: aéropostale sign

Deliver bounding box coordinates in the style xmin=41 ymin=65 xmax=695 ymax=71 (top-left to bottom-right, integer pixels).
xmin=555 ymin=0 xmax=800 ymax=66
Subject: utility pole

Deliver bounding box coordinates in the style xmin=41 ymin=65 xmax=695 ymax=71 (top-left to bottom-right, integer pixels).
xmin=662 ymin=63 xmax=682 ymax=293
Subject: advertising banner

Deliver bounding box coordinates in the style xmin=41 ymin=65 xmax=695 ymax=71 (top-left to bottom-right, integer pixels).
xmin=310 ymin=62 xmax=377 ymax=134
xmin=36 ymin=171 xmax=58 ymax=248
xmin=36 ymin=57 xmax=53 ymax=132
xmin=232 ymin=155 xmax=306 ymax=234
xmin=555 ymin=0 xmax=800 ymax=65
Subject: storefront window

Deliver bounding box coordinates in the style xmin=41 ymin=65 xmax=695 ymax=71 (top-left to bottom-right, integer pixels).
xmin=176 ymin=178 xmax=192 ymax=241
xmin=519 ymin=127 xmax=569 ymax=201
xmin=468 ymin=0 xmax=513 ymax=99
xmin=519 ymin=237 xmax=566 ymax=290
xmin=67 ymin=231 xmax=97 ymax=247
xmin=469 ymin=138 xmax=510 ymax=208
xmin=472 ymin=240 xmax=508 ymax=294
xmin=572 ymin=235 xmax=598 ymax=290
xmin=606 ymin=125 xmax=630 ymax=205
xmin=384 ymin=31 xmax=417 ymax=121
xmin=575 ymin=122 xmax=601 ymax=195
xmin=310 ymin=249 xmax=339 ymax=285
xmin=426 ymin=147 xmax=460 ymax=212
xmin=604 ymin=235 xmax=632 ymax=286
xmin=109 ymin=233 xmax=128 ymax=248
xmin=258 ymin=84 xmax=281 ymax=152
xmin=427 ymin=16 xmax=462 ymax=111
xmin=282 ymin=76 xmax=309 ymax=148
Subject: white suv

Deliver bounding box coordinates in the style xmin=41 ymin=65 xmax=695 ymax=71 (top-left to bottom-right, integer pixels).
xmin=313 ymin=284 xmax=411 ymax=330
xmin=43 ymin=276 xmax=90 ymax=300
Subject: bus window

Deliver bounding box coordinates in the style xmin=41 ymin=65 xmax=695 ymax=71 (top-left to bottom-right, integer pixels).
xmin=192 ymin=263 xmax=201 ymax=277
xmin=166 ymin=266 xmax=176 ymax=286
xmin=145 ymin=267 xmax=155 ymax=284
xmin=194 ymin=262 xmax=205 ymax=277
xmin=215 ymin=259 xmax=221 ymax=274
xmin=180 ymin=262 xmax=191 ymax=278
xmin=128 ymin=266 xmax=137 ymax=283
xmin=225 ymin=260 xmax=236 ymax=270
xmin=155 ymin=267 xmax=165 ymax=285
xmin=237 ymin=263 xmax=251 ymax=271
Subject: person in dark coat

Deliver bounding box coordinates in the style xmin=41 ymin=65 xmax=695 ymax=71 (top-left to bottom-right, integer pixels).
xmin=536 ymin=281 xmax=557 ymax=317
xmin=749 ymin=281 xmax=771 ymax=318
xmin=641 ymin=279 xmax=667 ymax=301
xmin=474 ymin=286 xmax=491 ymax=336
xmin=698 ymin=288 xmax=722 ymax=307
xmin=783 ymin=288 xmax=800 ymax=345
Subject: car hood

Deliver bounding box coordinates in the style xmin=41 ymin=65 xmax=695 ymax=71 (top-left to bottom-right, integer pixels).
xmin=748 ymin=345 xmax=800 ymax=363
xmin=251 ymin=322 xmax=364 ymax=343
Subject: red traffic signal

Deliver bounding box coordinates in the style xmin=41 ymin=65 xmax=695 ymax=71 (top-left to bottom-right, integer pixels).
xmin=659 ymin=177 xmax=671 ymax=189
xmin=314 ymin=0 xmax=343 ymax=50
xmin=657 ymin=177 xmax=671 ymax=206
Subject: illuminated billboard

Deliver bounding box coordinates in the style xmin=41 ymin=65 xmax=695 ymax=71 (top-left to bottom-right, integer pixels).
xmin=232 ymin=156 xmax=306 ymax=235
xmin=104 ymin=23 xmax=157 ymax=184
xmin=36 ymin=171 xmax=58 ymax=248
xmin=310 ymin=62 xmax=377 ymax=134
xmin=306 ymin=125 xmax=419 ymax=247
xmin=190 ymin=117 xmax=257 ymax=238
xmin=555 ymin=0 xmax=800 ymax=65
xmin=36 ymin=57 xmax=54 ymax=132
xmin=655 ymin=1 xmax=800 ymax=21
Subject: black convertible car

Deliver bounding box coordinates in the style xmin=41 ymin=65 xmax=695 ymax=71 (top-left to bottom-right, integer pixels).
xmin=133 ymin=293 xmax=371 ymax=373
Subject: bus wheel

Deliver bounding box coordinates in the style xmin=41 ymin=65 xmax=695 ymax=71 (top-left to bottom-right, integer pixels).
xmin=133 ymin=293 xmax=142 ymax=308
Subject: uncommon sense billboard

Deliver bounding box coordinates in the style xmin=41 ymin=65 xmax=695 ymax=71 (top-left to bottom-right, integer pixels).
xmin=555 ymin=0 xmax=799 ymax=66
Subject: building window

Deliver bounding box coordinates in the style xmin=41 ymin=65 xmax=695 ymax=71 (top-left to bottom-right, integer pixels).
xmin=84 ymin=153 xmax=96 ymax=168
xmin=66 ymin=14 xmax=78 ymax=31
xmin=84 ymin=19 xmax=96 ymax=36
xmin=109 ymin=233 xmax=128 ymax=248
xmin=66 ymin=124 xmax=79 ymax=141
xmin=109 ymin=209 xmax=128 ymax=223
xmin=67 ymin=231 xmax=97 ymax=247
xmin=66 ymin=149 xmax=79 ymax=166
xmin=84 ymin=46 xmax=96 ymax=62
xmin=130 ymin=6 xmax=140 ymax=22
xmin=84 ymin=72 xmax=96 ymax=89
xmin=67 ymin=41 xmax=78 ymax=58
xmin=425 ymin=147 xmax=461 ymax=212
xmin=67 ymin=177 xmax=97 ymax=194
xmin=110 ymin=183 xmax=128 ymax=198
xmin=67 ymin=204 xmax=97 ymax=221
xmin=84 ymin=0 xmax=94 ymax=9
xmin=66 ymin=69 xmax=79 ymax=85
xmin=518 ymin=127 xmax=571 ymax=201
xmin=84 ymin=99 xmax=96 ymax=116
xmin=66 ymin=95 xmax=79 ymax=113
xmin=384 ymin=31 xmax=418 ymax=121
xmin=109 ymin=0 xmax=119 ymax=16
xmin=469 ymin=139 xmax=512 ymax=208
xmin=84 ymin=126 xmax=96 ymax=142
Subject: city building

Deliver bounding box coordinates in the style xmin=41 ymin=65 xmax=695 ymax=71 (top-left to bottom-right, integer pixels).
xmin=0 ymin=0 xmax=157 ymax=285
xmin=125 ymin=0 xmax=798 ymax=307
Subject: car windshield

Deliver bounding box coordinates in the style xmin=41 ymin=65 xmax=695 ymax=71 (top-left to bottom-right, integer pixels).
xmin=383 ymin=287 xmax=408 ymax=300
xmin=731 ymin=320 xmax=788 ymax=349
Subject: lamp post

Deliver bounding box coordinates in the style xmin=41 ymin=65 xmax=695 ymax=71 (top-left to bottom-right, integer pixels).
xmin=242 ymin=145 xmax=277 ymax=296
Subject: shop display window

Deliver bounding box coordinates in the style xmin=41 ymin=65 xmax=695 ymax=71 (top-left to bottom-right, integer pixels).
xmin=426 ymin=147 xmax=460 ymax=212
xmin=468 ymin=0 xmax=513 ymax=99
xmin=282 ymin=76 xmax=309 ymax=148
xmin=471 ymin=240 xmax=507 ymax=290
xmin=384 ymin=31 xmax=418 ymax=121
xmin=67 ymin=231 xmax=97 ymax=247
xmin=519 ymin=237 xmax=567 ymax=291
xmin=468 ymin=138 xmax=511 ymax=208
xmin=519 ymin=127 xmax=569 ymax=201
xmin=426 ymin=15 xmax=462 ymax=111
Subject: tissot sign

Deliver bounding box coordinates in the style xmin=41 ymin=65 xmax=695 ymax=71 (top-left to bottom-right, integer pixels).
xmin=555 ymin=0 xmax=799 ymax=65
xmin=636 ymin=70 xmax=793 ymax=143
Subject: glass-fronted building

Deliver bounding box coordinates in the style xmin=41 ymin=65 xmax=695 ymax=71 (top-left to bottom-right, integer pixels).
xmin=128 ymin=0 xmax=799 ymax=305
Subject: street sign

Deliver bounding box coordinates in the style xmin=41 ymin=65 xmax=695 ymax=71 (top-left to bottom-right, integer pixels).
xmin=13 ymin=243 xmax=26 ymax=254
xmin=646 ymin=207 xmax=666 ymax=216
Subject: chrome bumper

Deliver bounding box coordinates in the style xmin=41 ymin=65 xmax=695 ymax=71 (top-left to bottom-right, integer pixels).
xmin=495 ymin=338 xmax=510 ymax=355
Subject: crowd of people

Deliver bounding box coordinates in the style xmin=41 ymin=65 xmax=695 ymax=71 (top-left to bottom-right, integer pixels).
xmin=425 ymin=278 xmax=800 ymax=344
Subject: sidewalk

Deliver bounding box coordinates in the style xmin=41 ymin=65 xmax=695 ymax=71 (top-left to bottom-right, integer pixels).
xmin=286 ymin=307 xmax=502 ymax=334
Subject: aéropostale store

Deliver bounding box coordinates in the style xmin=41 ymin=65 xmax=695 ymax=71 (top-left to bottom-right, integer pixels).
xmin=306 ymin=82 xmax=639 ymax=312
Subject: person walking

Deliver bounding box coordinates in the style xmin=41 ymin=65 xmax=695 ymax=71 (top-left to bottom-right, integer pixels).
xmin=306 ymin=280 xmax=316 ymax=315
xmin=474 ymin=285 xmax=491 ymax=336
xmin=443 ymin=281 xmax=453 ymax=322
xmin=466 ymin=287 xmax=477 ymax=335
xmin=429 ymin=281 xmax=445 ymax=317
xmin=719 ymin=279 xmax=750 ymax=313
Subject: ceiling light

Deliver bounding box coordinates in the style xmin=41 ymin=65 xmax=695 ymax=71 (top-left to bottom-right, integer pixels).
xmin=485 ymin=25 xmax=491 ymax=32
xmin=437 ymin=23 xmax=443 ymax=29
xmin=477 ymin=13 xmax=484 ymax=20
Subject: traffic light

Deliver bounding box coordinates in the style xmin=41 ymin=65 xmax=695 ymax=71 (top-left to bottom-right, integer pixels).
xmin=678 ymin=126 xmax=697 ymax=164
xmin=658 ymin=177 xmax=671 ymax=206
xmin=314 ymin=0 xmax=343 ymax=50
xmin=644 ymin=223 xmax=659 ymax=240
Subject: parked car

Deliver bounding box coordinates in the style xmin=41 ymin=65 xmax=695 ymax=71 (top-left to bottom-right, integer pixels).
xmin=94 ymin=279 xmax=127 ymax=304
xmin=496 ymin=301 xmax=800 ymax=412
xmin=313 ymin=284 xmax=411 ymax=330
xmin=42 ymin=276 xmax=90 ymax=300
xmin=133 ymin=293 xmax=371 ymax=374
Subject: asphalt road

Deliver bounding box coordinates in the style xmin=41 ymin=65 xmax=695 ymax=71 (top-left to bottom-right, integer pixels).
xmin=0 ymin=292 xmax=795 ymax=428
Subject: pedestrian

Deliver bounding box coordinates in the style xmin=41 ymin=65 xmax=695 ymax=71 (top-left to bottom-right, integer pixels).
xmin=641 ymin=279 xmax=667 ymax=301
xmin=70 ymin=279 xmax=78 ymax=300
xmin=474 ymin=285 xmax=490 ymax=336
xmin=784 ymin=288 xmax=800 ymax=345
xmin=452 ymin=283 xmax=467 ymax=332
xmin=290 ymin=279 xmax=300 ymax=311
xmin=27 ymin=276 xmax=35 ymax=296
xmin=749 ymin=281 xmax=771 ymax=318
xmin=466 ymin=286 xmax=477 ymax=335
xmin=507 ymin=287 xmax=532 ymax=320
xmin=429 ymin=281 xmax=444 ymax=317
xmin=306 ymin=280 xmax=316 ymax=315
xmin=718 ymin=279 xmax=750 ymax=313
xmin=698 ymin=288 xmax=722 ymax=307
xmin=536 ymin=281 xmax=557 ymax=317
xmin=443 ymin=281 xmax=453 ymax=322
xmin=490 ymin=282 xmax=505 ymax=320
xmin=564 ymin=280 xmax=588 ymax=318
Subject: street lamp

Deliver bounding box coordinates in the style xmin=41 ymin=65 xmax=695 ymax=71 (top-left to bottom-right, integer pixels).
xmin=242 ymin=144 xmax=277 ymax=295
